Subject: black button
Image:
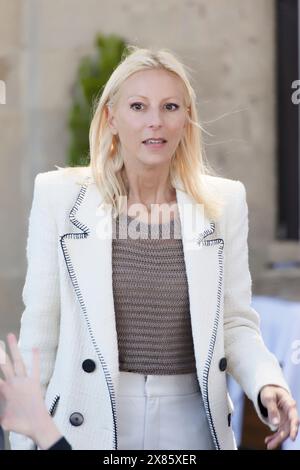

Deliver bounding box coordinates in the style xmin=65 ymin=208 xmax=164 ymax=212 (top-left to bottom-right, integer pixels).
xmin=228 ymin=413 xmax=231 ymax=427
xmin=82 ymin=359 xmax=96 ymax=373
xmin=219 ymin=357 xmax=227 ymax=371
xmin=69 ymin=412 xmax=84 ymax=427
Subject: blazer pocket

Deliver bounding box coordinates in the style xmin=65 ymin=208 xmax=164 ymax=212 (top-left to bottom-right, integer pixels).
xmin=48 ymin=394 xmax=60 ymax=417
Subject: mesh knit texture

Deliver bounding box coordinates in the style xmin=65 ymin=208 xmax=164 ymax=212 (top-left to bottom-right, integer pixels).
xmin=112 ymin=212 xmax=197 ymax=375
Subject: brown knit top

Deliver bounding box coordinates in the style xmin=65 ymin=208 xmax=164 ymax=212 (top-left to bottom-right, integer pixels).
xmin=111 ymin=212 xmax=197 ymax=375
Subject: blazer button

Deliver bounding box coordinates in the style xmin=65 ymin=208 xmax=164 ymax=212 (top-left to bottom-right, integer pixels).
xmin=82 ymin=359 xmax=96 ymax=373
xmin=69 ymin=412 xmax=84 ymax=427
xmin=219 ymin=357 xmax=227 ymax=372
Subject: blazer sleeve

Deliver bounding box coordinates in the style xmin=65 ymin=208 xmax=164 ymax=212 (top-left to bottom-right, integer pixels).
xmin=48 ymin=436 xmax=72 ymax=450
xmin=9 ymin=173 xmax=61 ymax=449
xmin=223 ymin=180 xmax=291 ymax=429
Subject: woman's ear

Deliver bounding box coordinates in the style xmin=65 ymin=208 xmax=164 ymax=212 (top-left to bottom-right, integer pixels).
xmin=106 ymin=105 xmax=118 ymax=134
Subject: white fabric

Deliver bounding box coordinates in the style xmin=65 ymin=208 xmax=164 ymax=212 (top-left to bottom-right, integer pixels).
xmin=117 ymin=371 xmax=215 ymax=450
xmin=9 ymin=166 xmax=290 ymax=450
xmin=228 ymin=295 xmax=300 ymax=450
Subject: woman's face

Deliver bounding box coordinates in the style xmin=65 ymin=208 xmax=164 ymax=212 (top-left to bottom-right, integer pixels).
xmin=107 ymin=69 xmax=189 ymax=169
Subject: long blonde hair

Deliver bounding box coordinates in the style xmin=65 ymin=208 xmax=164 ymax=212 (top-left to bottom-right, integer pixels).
xmin=88 ymin=46 xmax=224 ymax=220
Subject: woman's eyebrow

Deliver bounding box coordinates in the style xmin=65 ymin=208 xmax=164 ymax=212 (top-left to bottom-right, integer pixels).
xmin=127 ymin=95 xmax=181 ymax=101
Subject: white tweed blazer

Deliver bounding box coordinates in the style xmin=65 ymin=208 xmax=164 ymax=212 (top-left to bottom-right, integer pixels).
xmin=9 ymin=166 xmax=290 ymax=450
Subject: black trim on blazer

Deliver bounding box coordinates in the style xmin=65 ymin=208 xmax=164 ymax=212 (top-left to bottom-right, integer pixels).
xmin=49 ymin=394 xmax=60 ymax=417
xmin=197 ymin=223 xmax=224 ymax=450
xmin=60 ymin=180 xmax=118 ymax=450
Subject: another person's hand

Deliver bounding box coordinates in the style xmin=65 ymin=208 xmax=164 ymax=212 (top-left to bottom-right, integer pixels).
xmin=259 ymin=384 xmax=299 ymax=450
xmin=0 ymin=333 xmax=62 ymax=449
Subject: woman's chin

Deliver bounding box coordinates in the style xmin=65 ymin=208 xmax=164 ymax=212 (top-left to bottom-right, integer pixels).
xmin=139 ymin=153 xmax=171 ymax=166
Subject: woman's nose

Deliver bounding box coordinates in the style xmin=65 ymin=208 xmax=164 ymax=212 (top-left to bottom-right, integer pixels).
xmin=147 ymin=108 xmax=163 ymax=127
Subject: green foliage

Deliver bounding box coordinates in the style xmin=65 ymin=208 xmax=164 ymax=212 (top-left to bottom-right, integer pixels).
xmin=67 ymin=33 xmax=128 ymax=167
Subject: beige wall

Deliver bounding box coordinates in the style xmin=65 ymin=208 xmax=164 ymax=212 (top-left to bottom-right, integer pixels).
xmin=0 ymin=0 xmax=288 ymax=343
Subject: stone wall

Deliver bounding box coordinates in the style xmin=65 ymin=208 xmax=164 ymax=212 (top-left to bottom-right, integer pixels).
xmin=0 ymin=0 xmax=283 ymax=343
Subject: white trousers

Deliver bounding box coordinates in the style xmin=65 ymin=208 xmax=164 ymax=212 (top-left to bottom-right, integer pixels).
xmin=116 ymin=371 xmax=216 ymax=450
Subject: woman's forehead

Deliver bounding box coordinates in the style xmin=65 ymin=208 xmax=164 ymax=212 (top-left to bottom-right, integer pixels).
xmin=119 ymin=70 xmax=186 ymax=100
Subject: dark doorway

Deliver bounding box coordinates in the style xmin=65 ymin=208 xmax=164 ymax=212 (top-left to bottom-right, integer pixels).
xmin=276 ymin=0 xmax=299 ymax=240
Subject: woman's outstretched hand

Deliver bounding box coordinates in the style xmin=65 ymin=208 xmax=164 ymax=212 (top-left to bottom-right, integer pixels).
xmin=0 ymin=333 xmax=62 ymax=449
xmin=260 ymin=384 xmax=299 ymax=450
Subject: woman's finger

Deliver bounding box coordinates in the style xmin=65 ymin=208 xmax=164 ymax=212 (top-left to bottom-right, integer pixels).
xmin=265 ymin=420 xmax=286 ymax=444
xmin=7 ymin=334 xmax=26 ymax=377
xmin=0 ymin=340 xmax=5 ymax=366
xmin=287 ymin=406 xmax=299 ymax=440
xmin=260 ymin=387 xmax=281 ymax=427
xmin=265 ymin=434 xmax=274 ymax=444
xmin=0 ymin=343 xmax=14 ymax=381
xmin=267 ymin=427 xmax=289 ymax=450
xmin=265 ymin=428 xmax=281 ymax=445
xmin=266 ymin=398 xmax=281 ymax=427
xmin=279 ymin=395 xmax=299 ymax=441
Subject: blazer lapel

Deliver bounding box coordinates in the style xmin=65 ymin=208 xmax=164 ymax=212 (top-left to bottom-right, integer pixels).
xmin=60 ymin=179 xmax=120 ymax=393
xmin=60 ymin=175 xmax=224 ymax=395
xmin=176 ymin=188 xmax=224 ymax=384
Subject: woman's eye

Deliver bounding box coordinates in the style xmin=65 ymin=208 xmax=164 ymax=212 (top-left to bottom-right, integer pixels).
xmin=130 ymin=103 xmax=180 ymax=111
xmin=130 ymin=102 xmax=144 ymax=111
xmin=165 ymin=103 xmax=179 ymax=111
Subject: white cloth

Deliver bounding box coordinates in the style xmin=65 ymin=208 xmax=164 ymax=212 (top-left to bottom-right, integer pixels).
xmin=228 ymin=295 xmax=300 ymax=450
xmin=9 ymin=167 xmax=289 ymax=450
xmin=117 ymin=371 xmax=215 ymax=450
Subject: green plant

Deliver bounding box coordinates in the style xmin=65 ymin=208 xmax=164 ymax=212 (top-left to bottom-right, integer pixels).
xmin=67 ymin=33 xmax=128 ymax=167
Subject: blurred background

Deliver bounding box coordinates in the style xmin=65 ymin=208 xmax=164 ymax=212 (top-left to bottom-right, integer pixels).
xmin=0 ymin=0 xmax=299 ymax=450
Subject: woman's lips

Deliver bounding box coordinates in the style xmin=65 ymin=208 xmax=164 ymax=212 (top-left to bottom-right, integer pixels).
xmin=142 ymin=140 xmax=167 ymax=149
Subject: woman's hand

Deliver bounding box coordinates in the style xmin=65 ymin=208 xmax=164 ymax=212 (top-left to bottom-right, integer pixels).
xmin=259 ymin=384 xmax=299 ymax=450
xmin=0 ymin=333 xmax=62 ymax=449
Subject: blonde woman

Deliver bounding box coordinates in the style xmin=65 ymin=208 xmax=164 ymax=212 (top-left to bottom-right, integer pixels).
xmin=9 ymin=46 xmax=298 ymax=450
